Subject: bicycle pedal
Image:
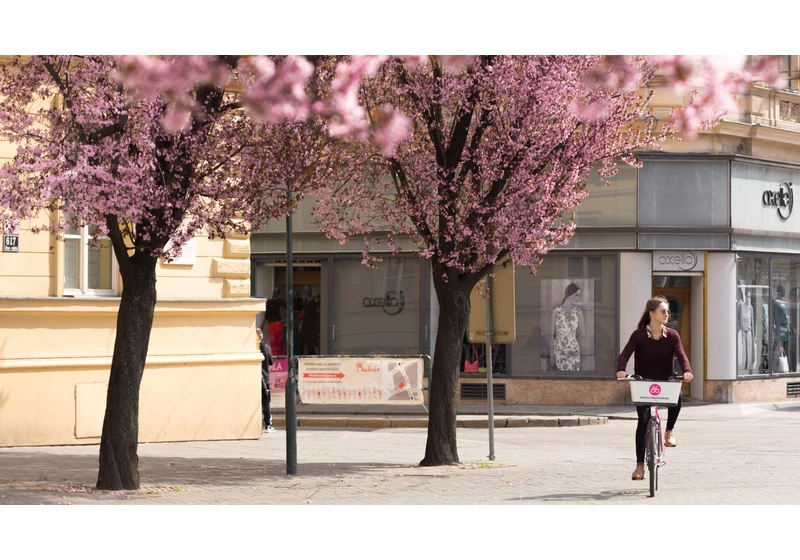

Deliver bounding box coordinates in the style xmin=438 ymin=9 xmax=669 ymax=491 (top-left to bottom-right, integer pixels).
xmin=658 ymin=459 xmax=668 ymax=467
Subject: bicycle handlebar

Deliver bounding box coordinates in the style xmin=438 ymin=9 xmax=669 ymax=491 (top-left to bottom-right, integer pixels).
xmin=617 ymin=374 xmax=685 ymax=382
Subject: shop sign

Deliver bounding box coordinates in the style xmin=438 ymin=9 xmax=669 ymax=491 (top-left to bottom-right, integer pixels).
xmin=298 ymin=356 xmax=424 ymax=405
xmin=762 ymin=181 xmax=793 ymax=220
xmin=652 ymin=251 xmax=704 ymax=272
xmin=362 ymin=290 xmax=404 ymax=315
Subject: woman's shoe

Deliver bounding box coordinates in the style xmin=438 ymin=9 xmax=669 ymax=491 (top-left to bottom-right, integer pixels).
xmin=631 ymin=464 xmax=645 ymax=480
xmin=664 ymin=430 xmax=676 ymax=447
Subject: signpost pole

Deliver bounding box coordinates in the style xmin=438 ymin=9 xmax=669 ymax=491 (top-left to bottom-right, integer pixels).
xmin=484 ymin=272 xmax=496 ymax=461
xmin=285 ymin=186 xmax=297 ymax=475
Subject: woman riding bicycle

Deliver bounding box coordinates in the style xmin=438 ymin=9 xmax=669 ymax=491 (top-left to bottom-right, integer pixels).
xmin=616 ymin=296 xmax=693 ymax=481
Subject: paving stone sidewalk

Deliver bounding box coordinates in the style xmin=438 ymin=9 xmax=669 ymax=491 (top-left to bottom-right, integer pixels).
xmin=1 ymin=400 xmax=799 ymax=507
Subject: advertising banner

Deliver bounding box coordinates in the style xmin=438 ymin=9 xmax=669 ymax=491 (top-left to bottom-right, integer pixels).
xmin=298 ymin=357 xmax=424 ymax=405
xmin=268 ymin=357 xmax=289 ymax=408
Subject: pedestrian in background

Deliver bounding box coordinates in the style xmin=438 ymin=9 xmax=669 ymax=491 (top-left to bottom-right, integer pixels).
xmin=256 ymin=328 xmax=277 ymax=433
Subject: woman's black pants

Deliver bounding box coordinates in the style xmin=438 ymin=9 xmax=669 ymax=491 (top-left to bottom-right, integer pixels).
xmin=635 ymin=395 xmax=681 ymax=463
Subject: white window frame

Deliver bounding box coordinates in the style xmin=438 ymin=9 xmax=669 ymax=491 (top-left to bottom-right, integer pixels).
xmin=63 ymin=223 xmax=118 ymax=297
xmin=778 ymin=55 xmax=799 ymax=92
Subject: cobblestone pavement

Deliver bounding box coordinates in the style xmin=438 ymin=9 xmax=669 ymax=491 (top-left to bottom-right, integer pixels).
xmin=1 ymin=401 xmax=799 ymax=506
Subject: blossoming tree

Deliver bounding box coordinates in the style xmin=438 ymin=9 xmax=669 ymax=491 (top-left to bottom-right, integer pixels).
xmin=307 ymin=55 xmax=778 ymax=466
xmin=0 ymin=55 xmax=342 ymax=490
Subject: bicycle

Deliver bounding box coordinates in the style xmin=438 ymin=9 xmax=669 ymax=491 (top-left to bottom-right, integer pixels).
xmin=620 ymin=374 xmax=684 ymax=497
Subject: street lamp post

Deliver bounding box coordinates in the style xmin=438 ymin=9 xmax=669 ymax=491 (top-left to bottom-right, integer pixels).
xmin=285 ymin=186 xmax=297 ymax=475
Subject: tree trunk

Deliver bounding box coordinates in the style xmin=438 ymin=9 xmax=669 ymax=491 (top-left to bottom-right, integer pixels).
xmin=420 ymin=266 xmax=477 ymax=466
xmin=96 ymin=254 xmax=158 ymax=490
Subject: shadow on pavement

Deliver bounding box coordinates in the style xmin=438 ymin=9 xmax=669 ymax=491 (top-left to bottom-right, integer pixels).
xmin=509 ymin=489 xmax=647 ymax=502
xmin=0 ymin=452 xmax=416 ymax=491
xmin=754 ymin=403 xmax=800 ymax=413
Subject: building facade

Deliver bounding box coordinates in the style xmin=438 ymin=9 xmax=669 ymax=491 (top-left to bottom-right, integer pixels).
xmin=251 ymin=57 xmax=800 ymax=407
xmin=0 ymin=205 xmax=264 ymax=446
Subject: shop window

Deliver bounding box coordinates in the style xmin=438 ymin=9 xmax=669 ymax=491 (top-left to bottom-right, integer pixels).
xmin=63 ymin=218 xmax=117 ymax=297
xmin=257 ymin=263 xmax=323 ymax=357
xmin=510 ymin=254 xmax=617 ymax=378
xmin=777 ymin=55 xmax=798 ymax=92
xmin=330 ymin=257 xmax=422 ymax=357
xmin=736 ymin=255 xmax=800 ymax=376
xmin=639 ymin=160 xmax=729 ymax=227
xmin=573 ymin=164 xmax=637 ymax=227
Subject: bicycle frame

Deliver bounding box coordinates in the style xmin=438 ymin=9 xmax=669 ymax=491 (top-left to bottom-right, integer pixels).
xmin=650 ymin=405 xmax=665 ymax=462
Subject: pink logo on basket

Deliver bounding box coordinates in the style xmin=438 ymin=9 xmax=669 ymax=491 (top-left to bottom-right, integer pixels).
xmin=649 ymin=384 xmax=662 ymax=396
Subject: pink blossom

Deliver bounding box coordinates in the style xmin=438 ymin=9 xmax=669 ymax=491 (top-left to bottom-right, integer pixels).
xmin=568 ymin=100 xmax=610 ymax=121
xmin=373 ymin=107 xmax=411 ymax=157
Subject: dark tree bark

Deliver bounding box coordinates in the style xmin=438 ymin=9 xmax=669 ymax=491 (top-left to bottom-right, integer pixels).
xmin=420 ymin=262 xmax=481 ymax=466
xmin=95 ymin=251 xmax=158 ymax=490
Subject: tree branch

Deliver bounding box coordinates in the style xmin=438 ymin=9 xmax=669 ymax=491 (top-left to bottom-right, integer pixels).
xmin=105 ymin=214 xmax=134 ymax=281
xmin=388 ymin=157 xmax=435 ymax=246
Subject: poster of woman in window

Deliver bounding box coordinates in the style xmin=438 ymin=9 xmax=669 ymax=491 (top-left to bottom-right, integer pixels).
xmin=540 ymin=279 xmax=596 ymax=371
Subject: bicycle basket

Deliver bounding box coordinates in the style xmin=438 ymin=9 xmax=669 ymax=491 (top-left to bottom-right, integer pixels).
xmin=628 ymin=380 xmax=682 ymax=406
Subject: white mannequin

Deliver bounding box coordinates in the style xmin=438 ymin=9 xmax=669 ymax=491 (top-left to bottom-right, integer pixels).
xmin=736 ymin=282 xmax=757 ymax=370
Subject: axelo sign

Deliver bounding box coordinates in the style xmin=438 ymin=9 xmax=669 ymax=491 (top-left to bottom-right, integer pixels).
xmin=363 ymin=291 xmax=404 ymax=315
xmin=762 ymin=181 xmax=793 ymax=220
xmin=652 ymin=251 xmax=704 ymax=273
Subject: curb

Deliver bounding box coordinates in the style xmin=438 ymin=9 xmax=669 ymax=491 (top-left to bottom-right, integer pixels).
xmin=271 ymin=415 xmax=608 ymax=429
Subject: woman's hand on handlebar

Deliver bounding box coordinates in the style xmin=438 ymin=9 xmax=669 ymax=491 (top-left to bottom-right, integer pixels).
xmin=616 ymin=370 xmax=627 ymax=379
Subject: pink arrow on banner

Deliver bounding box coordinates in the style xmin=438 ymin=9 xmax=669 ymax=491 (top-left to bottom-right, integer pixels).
xmin=303 ymin=372 xmax=345 ymax=379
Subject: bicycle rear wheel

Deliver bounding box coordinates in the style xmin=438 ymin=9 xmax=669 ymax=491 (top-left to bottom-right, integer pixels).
xmin=647 ymin=421 xmax=658 ymax=497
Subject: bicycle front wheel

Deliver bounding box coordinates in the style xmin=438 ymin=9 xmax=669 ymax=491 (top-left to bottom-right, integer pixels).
xmin=647 ymin=421 xmax=658 ymax=497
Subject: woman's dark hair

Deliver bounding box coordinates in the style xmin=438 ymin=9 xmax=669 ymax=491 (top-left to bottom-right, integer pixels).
xmin=637 ymin=296 xmax=669 ymax=330
xmin=562 ymin=283 xmax=580 ymax=305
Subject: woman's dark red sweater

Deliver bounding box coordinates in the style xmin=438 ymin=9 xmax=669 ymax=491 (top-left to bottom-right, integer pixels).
xmin=616 ymin=326 xmax=691 ymax=381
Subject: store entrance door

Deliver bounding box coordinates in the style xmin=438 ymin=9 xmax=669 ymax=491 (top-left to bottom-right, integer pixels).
xmin=653 ymin=277 xmax=691 ymax=396
xmin=254 ymin=261 xmax=323 ymax=357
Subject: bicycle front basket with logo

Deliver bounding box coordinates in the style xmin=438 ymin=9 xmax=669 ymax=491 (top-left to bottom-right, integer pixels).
xmin=628 ymin=380 xmax=682 ymax=407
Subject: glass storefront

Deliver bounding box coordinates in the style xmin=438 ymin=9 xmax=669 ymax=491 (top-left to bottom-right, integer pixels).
xmin=737 ymin=254 xmax=800 ymax=376
xmin=330 ymin=257 xmax=423 ymax=356
xmin=510 ymin=254 xmax=618 ymax=378
xmin=254 ymin=262 xmax=325 ymax=357
xmin=253 ymin=252 xmax=617 ymax=378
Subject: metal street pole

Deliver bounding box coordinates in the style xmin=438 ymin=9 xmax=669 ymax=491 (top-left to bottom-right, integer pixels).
xmin=285 ymin=186 xmax=297 ymax=475
xmin=484 ymin=272 xmax=496 ymax=461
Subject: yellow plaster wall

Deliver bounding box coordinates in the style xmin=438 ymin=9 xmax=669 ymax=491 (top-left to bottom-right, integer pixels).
xmin=0 ymin=209 xmax=55 ymax=297
xmin=0 ymin=297 xmax=265 ymax=447
xmin=155 ymin=234 xmax=251 ymax=299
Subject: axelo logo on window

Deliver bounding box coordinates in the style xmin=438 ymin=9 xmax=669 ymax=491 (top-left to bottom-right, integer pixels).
xmin=763 ymin=181 xmax=793 ymax=220
xmin=363 ymin=291 xmax=404 ymax=315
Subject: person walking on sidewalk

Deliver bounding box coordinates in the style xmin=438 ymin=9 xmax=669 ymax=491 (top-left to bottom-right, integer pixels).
xmin=615 ymin=295 xmax=693 ymax=481
xmin=256 ymin=328 xmax=277 ymax=433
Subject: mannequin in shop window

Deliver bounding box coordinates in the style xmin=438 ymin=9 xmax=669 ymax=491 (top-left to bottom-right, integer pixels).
xmin=771 ymin=285 xmax=791 ymax=371
xmin=549 ymin=283 xmax=586 ymax=371
xmin=736 ymin=282 xmax=757 ymax=370
xmin=263 ymin=287 xmax=287 ymax=356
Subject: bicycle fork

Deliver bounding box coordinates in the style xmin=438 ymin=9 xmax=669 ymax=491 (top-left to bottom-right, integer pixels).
xmin=652 ymin=405 xmax=667 ymax=467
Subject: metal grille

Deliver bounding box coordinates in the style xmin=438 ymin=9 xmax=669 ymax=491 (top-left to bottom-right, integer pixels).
xmin=460 ymin=383 xmax=506 ymax=400
xmin=788 ymin=382 xmax=800 ymax=398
